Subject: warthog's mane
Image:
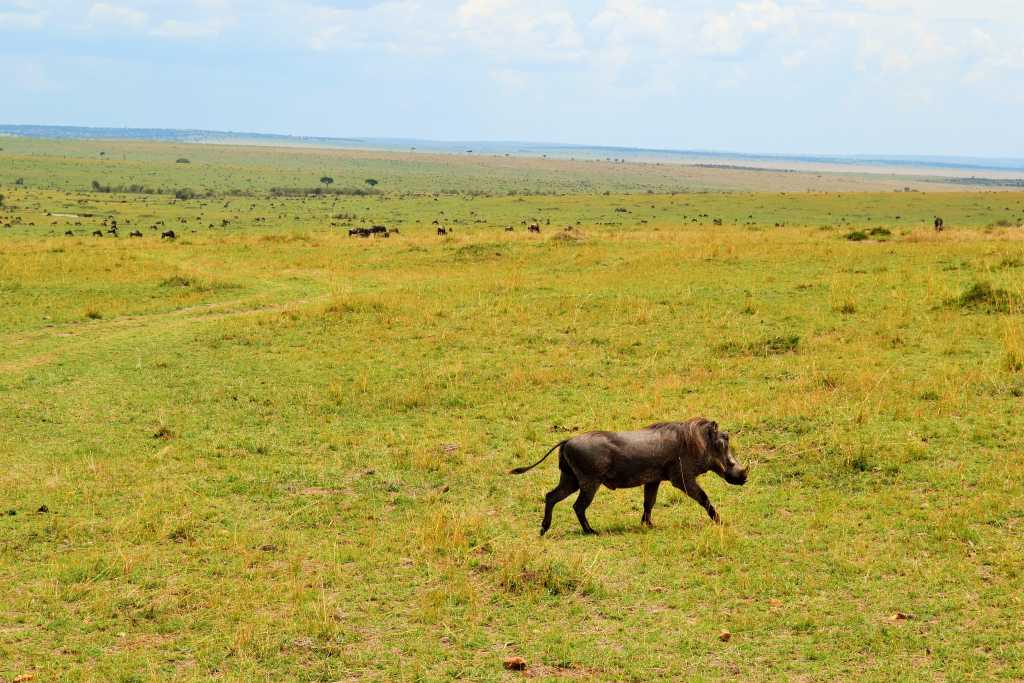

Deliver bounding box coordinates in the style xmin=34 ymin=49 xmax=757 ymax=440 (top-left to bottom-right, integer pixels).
xmin=644 ymin=418 xmax=713 ymax=458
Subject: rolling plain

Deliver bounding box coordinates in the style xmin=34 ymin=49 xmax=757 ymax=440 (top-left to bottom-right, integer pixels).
xmin=2 ymin=139 xmax=1024 ymax=681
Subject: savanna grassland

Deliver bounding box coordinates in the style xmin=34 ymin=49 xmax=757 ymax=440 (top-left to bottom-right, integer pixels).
xmin=2 ymin=140 xmax=1024 ymax=681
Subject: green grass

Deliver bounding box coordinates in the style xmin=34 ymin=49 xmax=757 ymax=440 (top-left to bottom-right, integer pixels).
xmin=2 ymin=141 xmax=1024 ymax=681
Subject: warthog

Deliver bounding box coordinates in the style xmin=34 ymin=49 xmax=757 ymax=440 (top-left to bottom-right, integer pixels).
xmin=510 ymin=419 xmax=748 ymax=535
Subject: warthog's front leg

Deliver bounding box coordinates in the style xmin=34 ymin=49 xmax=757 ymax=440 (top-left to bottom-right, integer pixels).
xmin=675 ymin=477 xmax=720 ymax=523
xmin=641 ymin=481 xmax=659 ymax=527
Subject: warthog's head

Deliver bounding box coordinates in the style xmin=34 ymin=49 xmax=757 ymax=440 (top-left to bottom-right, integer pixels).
xmin=703 ymin=421 xmax=748 ymax=485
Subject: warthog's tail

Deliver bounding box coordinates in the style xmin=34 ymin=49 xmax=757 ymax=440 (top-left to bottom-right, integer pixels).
xmin=509 ymin=441 xmax=566 ymax=475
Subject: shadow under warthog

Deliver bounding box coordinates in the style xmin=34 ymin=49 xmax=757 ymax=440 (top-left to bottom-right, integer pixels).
xmin=510 ymin=418 xmax=749 ymax=535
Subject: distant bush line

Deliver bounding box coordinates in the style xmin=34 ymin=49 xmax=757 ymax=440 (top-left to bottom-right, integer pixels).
xmin=90 ymin=180 xmax=206 ymax=200
xmin=267 ymin=186 xmax=381 ymax=197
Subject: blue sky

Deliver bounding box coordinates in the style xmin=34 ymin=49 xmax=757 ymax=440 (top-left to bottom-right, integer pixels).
xmin=2 ymin=0 xmax=1022 ymax=157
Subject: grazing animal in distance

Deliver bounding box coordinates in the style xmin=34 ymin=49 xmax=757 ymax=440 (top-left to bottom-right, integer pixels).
xmin=505 ymin=226 xmax=514 ymax=232
xmin=129 ymin=230 xmax=143 ymax=237
xmin=510 ymin=419 xmax=749 ymax=535
xmin=92 ymin=230 xmax=103 ymax=237
xmin=161 ymin=230 xmax=176 ymax=240
xmin=934 ymin=217 xmax=944 ymax=231
xmin=65 ymin=230 xmax=74 ymax=236
xmin=528 ymin=223 xmax=541 ymax=233
xmin=437 ymin=226 xmax=448 ymax=236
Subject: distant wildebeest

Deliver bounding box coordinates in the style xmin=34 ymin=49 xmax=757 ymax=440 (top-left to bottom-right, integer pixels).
xmin=129 ymin=230 xmax=143 ymax=238
xmin=934 ymin=217 xmax=944 ymax=231
xmin=437 ymin=227 xmax=448 ymax=236
xmin=349 ymin=228 xmax=371 ymax=237
xmin=107 ymin=226 xmax=118 ymax=236
xmin=161 ymin=230 xmax=176 ymax=240
xmin=510 ymin=419 xmax=749 ymax=535
xmin=92 ymin=230 xmax=103 ymax=237
xmin=505 ymin=226 xmax=514 ymax=232
xmin=64 ymin=230 xmax=74 ymax=236
xmin=528 ymin=223 xmax=541 ymax=233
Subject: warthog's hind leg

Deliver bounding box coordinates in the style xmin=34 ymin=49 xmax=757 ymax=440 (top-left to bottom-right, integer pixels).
xmin=642 ymin=481 xmax=660 ymax=527
xmin=541 ymin=470 xmax=579 ymax=536
xmin=572 ymin=482 xmax=599 ymax=535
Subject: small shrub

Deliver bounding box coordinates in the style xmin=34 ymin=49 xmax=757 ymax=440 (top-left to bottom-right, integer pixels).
xmin=833 ymin=301 xmax=857 ymax=314
xmin=453 ymin=243 xmax=504 ymax=260
xmin=997 ymin=256 xmax=1022 ymax=269
xmin=1005 ymin=351 xmax=1024 ymax=373
xmin=494 ymin=547 xmax=599 ymax=597
xmin=160 ymin=275 xmax=193 ymax=288
xmin=845 ymin=230 xmax=868 ymax=241
xmin=159 ymin=275 xmax=239 ymax=292
xmin=950 ymin=281 xmax=1019 ymax=313
xmin=84 ymin=308 xmax=102 ymax=320
xmin=717 ymin=335 xmax=799 ymax=357
xmin=753 ymin=335 xmax=800 ymax=355
xmin=849 ymin=453 xmax=873 ymax=472
xmin=175 ymin=158 xmax=190 ymax=164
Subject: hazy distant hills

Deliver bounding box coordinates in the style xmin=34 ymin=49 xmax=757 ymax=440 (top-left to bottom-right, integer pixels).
xmin=2 ymin=123 xmax=1023 ymax=175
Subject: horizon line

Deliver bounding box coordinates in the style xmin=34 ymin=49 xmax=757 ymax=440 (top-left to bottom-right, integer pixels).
xmin=2 ymin=123 xmax=1024 ymax=173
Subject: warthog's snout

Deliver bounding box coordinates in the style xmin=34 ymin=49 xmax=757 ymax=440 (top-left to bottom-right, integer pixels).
xmin=724 ymin=464 xmax=749 ymax=486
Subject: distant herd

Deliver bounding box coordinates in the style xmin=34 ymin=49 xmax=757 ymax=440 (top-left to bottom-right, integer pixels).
xmin=16 ymin=211 xmax=953 ymax=239
xmin=53 ymin=216 xmax=180 ymax=240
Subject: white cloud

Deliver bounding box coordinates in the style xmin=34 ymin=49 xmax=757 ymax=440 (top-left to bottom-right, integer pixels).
xmin=0 ymin=8 xmax=44 ymax=30
xmin=490 ymin=67 xmax=529 ymax=90
xmin=152 ymin=17 xmax=226 ymax=39
xmin=0 ymin=55 xmax=58 ymax=91
xmin=455 ymin=0 xmax=585 ymax=62
xmin=695 ymin=0 xmax=799 ymax=56
xmin=88 ymin=2 xmax=147 ymax=30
